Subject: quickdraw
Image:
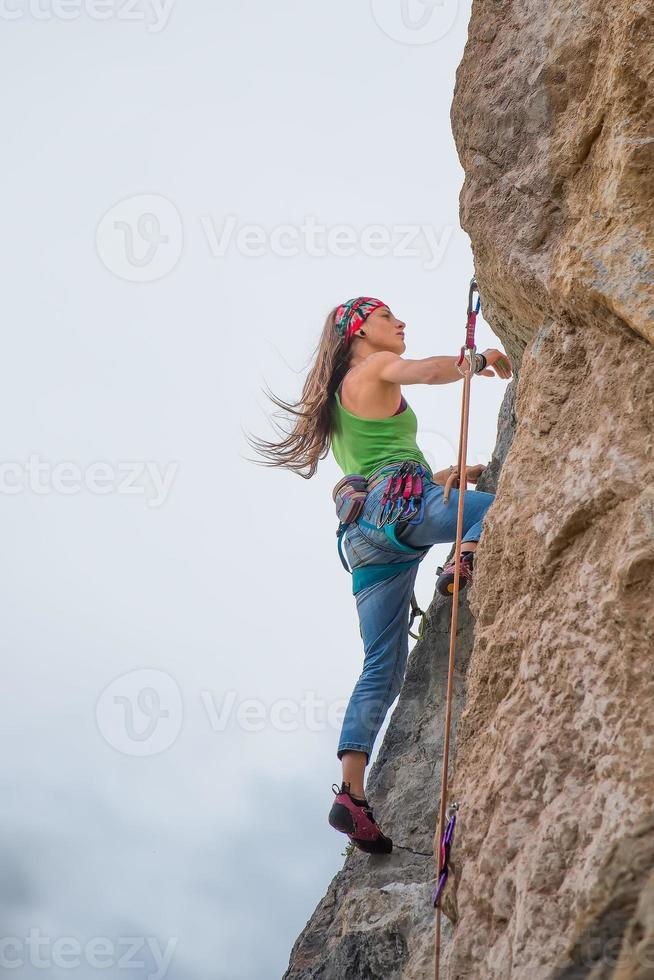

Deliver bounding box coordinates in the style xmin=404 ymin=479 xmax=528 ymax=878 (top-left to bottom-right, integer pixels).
xmin=432 ymin=802 xmax=458 ymax=908
xmin=455 ymin=279 xmax=480 ymax=377
xmin=376 ymin=460 xmax=428 ymax=528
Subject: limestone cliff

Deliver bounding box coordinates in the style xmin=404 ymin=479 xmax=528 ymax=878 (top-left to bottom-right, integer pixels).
xmin=284 ymin=0 xmax=653 ymax=976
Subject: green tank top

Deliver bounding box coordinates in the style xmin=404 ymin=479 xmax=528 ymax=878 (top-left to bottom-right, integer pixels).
xmin=330 ymin=383 xmax=432 ymax=479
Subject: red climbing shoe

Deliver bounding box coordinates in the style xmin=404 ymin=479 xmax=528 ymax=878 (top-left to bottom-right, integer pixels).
xmin=436 ymin=550 xmax=475 ymax=597
xmin=328 ymin=782 xmax=393 ymax=854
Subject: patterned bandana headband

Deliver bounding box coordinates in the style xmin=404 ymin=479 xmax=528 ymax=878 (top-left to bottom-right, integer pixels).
xmin=334 ymin=297 xmax=387 ymax=349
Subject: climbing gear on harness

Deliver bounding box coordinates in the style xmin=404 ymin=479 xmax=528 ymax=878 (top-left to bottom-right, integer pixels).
xmin=432 ymin=802 xmax=458 ymax=907
xmin=328 ymin=781 xmax=393 ymax=854
xmin=376 ymin=460 xmax=428 ymax=527
xmin=434 ymin=276 xmax=481 ymax=980
xmin=435 ymin=550 xmax=475 ymax=596
xmin=333 ymin=473 xmax=368 ymax=525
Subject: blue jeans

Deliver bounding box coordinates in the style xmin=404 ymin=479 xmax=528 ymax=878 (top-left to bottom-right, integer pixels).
xmin=338 ymin=469 xmax=496 ymax=764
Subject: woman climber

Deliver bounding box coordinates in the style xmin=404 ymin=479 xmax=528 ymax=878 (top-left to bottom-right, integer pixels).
xmin=247 ymin=296 xmax=512 ymax=855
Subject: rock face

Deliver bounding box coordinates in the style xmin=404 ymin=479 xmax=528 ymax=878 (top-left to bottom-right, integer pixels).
xmin=284 ymin=1 xmax=653 ymax=976
xmin=447 ymin=1 xmax=653 ymax=975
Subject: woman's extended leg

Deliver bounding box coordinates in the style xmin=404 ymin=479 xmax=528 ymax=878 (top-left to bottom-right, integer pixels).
xmin=337 ymin=561 xmax=419 ymax=767
xmin=334 ymin=477 xmax=495 ymax=774
xmin=329 ymin=474 xmax=496 ymax=848
xmin=329 ymin=559 xmax=419 ymax=852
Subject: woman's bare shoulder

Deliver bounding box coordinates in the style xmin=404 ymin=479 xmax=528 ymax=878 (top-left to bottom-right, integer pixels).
xmin=339 ymin=357 xmax=401 ymax=417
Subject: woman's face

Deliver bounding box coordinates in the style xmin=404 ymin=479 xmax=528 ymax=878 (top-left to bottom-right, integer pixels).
xmin=361 ymin=306 xmax=406 ymax=353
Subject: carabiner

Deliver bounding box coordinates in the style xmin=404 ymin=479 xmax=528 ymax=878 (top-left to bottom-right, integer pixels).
xmin=408 ymin=593 xmax=426 ymax=640
xmin=432 ymin=801 xmax=460 ymax=908
xmin=376 ymin=463 xmax=408 ymax=528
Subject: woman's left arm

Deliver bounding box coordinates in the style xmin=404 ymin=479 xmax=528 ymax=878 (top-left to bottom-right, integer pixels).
xmin=432 ymin=463 xmax=486 ymax=489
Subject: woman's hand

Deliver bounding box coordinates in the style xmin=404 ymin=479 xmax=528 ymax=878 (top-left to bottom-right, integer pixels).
xmin=478 ymin=349 xmax=512 ymax=379
xmin=442 ymin=463 xmax=487 ymax=502
xmin=463 ymin=463 xmax=486 ymax=484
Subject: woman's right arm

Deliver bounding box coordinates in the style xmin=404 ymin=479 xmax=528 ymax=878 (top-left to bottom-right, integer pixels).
xmin=370 ymin=350 xmax=512 ymax=385
xmin=369 ymin=351 xmax=462 ymax=385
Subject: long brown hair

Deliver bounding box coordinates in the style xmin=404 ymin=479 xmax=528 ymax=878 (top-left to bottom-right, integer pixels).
xmin=244 ymin=306 xmax=352 ymax=479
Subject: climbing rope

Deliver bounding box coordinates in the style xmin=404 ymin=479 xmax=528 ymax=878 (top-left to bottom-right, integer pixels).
xmin=433 ymin=277 xmax=481 ymax=980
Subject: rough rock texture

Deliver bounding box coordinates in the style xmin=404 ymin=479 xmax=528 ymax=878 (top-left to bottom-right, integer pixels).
xmin=285 ymin=0 xmax=653 ymax=976
xmin=445 ymin=0 xmax=654 ymax=975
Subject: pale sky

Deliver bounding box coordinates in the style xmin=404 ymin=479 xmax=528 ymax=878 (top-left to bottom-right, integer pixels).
xmin=1 ymin=2 xmax=510 ymax=978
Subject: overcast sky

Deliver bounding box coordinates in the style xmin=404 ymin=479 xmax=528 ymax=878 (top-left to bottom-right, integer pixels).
xmin=1 ymin=2 xmax=511 ymax=978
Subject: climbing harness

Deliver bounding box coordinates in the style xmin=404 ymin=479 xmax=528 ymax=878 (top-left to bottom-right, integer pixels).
xmin=433 ymin=277 xmax=481 ymax=980
xmin=333 ymin=461 xmax=430 ymax=639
